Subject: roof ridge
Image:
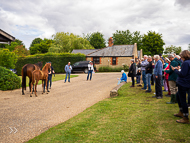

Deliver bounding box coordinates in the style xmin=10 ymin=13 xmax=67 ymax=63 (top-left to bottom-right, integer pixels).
xmin=87 ymin=47 xmax=108 ymax=56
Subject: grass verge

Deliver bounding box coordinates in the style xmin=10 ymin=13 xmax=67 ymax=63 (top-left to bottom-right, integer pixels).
xmin=27 ymin=83 xmax=190 ymax=143
xmin=19 ymin=74 xmax=78 ymax=87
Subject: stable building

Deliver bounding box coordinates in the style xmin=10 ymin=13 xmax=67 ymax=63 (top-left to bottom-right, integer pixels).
xmin=72 ymin=43 xmax=143 ymax=70
xmin=0 ymin=29 xmax=15 ymax=44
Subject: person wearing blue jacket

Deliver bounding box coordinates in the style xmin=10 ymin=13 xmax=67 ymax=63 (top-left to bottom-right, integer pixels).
xmin=117 ymin=70 xmax=127 ymax=85
xmin=172 ymin=50 xmax=190 ymax=124
xmin=64 ymin=62 xmax=72 ymax=83
xmin=153 ymin=55 xmax=163 ymax=99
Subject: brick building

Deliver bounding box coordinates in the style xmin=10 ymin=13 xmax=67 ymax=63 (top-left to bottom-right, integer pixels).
xmin=72 ymin=43 xmax=143 ymax=69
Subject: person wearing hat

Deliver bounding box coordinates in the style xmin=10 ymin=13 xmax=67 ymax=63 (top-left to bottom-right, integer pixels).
xmin=87 ymin=61 xmax=94 ymax=81
xmin=118 ymin=70 xmax=127 ymax=85
xmin=136 ymin=68 xmax=141 ymax=84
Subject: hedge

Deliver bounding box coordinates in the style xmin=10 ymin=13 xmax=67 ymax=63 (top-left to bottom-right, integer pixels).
xmin=98 ymin=65 xmax=129 ymax=72
xmin=15 ymin=52 xmax=86 ymax=76
xmin=0 ymin=66 xmax=21 ymax=91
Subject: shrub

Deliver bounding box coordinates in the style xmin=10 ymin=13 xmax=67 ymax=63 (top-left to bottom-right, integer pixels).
xmin=98 ymin=66 xmax=126 ymax=72
xmin=0 ymin=66 xmax=21 ymax=91
xmin=0 ymin=49 xmax=18 ymax=69
xmin=15 ymin=52 xmax=86 ymax=76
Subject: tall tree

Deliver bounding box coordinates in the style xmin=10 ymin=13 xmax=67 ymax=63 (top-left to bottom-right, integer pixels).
xmin=164 ymin=45 xmax=181 ymax=55
xmin=49 ymin=32 xmax=94 ymax=53
xmin=30 ymin=38 xmax=43 ymax=48
xmin=188 ymin=44 xmax=190 ymax=51
xmin=112 ymin=30 xmax=133 ymax=45
xmin=29 ymin=38 xmax=53 ymax=55
xmin=5 ymin=39 xmax=25 ymax=52
xmin=141 ymin=31 xmax=165 ymax=55
xmin=131 ymin=31 xmax=143 ymax=50
xmin=84 ymin=32 xmax=106 ymax=49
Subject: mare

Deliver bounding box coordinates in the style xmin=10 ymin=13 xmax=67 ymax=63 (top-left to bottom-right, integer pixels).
xmin=21 ymin=62 xmax=43 ymax=95
xmin=30 ymin=63 xmax=51 ymax=97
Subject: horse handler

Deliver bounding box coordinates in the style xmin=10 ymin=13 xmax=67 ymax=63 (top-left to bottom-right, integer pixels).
xmin=44 ymin=62 xmax=55 ymax=91
xmin=64 ymin=62 xmax=72 ymax=83
xmin=87 ymin=61 xmax=94 ymax=81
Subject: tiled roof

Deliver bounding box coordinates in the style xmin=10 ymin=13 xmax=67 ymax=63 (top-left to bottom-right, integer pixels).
xmin=87 ymin=45 xmax=134 ymax=57
xmin=72 ymin=49 xmax=98 ymax=55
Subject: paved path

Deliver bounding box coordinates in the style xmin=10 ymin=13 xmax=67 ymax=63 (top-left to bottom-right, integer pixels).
xmin=0 ymin=73 xmax=128 ymax=143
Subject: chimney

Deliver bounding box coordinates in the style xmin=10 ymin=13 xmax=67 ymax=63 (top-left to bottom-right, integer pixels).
xmin=108 ymin=37 xmax=113 ymax=47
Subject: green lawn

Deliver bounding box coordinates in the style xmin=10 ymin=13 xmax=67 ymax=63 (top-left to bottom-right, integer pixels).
xmin=19 ymin=74 xmax=78 ymax=87
xmin=27 ymin=83 xmax=190 ymax=143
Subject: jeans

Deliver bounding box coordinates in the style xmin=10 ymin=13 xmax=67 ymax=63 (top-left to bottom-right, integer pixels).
xmin=136 ymin=75 xmax=140 ymax=83
xmin=43 ymin=74 xmax=52 ymax=91
xmin=117 ymin=80 xmax=125 ymax=85
xmin=155 ymin=75 xmax=163 ymax=97
xmin=142 ymin=70 xmax=146 ymax=89
xmin=146 ymin=73 xmax=152 ymax=91
xmin=87 ymin=70 xmax=93 ymax=80
xmin=176 ymin=85 xmax=189 ymax=117
xmin=65 ymin=72 xmax=71 ymax=82
xmin=131 ymin=77 xmax=135 ymax=86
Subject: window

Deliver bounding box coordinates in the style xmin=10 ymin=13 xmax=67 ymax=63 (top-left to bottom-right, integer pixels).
xmin=93 ymin=57 xmax=100 ymax=64
xmin=112 ymin=57 xmax=116 ymax=65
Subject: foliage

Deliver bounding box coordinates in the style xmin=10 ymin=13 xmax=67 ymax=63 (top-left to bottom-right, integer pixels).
xmin=29 ymin=38 xmax=54 ymax=55
xmin=84 ymin=32 xmax=106 ymax=49
xmin=49 ymin=32 xmax=94 ymax=53
xmin=15 ymin=52 xmax=86 ymax=76
xmin=141 ymin=31 xmax=165 ymax=55
xmin=164 ymin=45 xmax=182 ymax=55
xmin=30 ymin=38 xmax=43 ymax=48
xmin=5 ymin=39 xmax=25 ymax=52
xmin=98 ymin=66 xmax=129 ymax=72
xmin=27 ymin=83 xmax=190 ymax=143
xmin=112 ymin=30 xmax=143 ymax=50
xmin=13 ymin=45 xmax=30 ymax=57
xmin=0 ymin=66 xmax=21 ymax=90
xmin=0 ymin=49 xmax=18 ymax=69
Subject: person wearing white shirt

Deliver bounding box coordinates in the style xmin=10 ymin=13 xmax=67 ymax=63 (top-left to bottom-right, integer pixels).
xmin=87 ymin=61 xmax=94 ymax=81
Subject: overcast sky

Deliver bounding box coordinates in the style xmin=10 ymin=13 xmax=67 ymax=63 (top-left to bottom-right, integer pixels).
xmin=0 ymin=0 xmax=190 ymax=50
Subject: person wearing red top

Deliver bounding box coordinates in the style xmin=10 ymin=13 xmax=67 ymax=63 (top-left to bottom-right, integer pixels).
xmin=164 ymin=58 xmax=171 ymax=97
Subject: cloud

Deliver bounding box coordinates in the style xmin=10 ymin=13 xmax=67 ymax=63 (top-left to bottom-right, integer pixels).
xmin=0 ymin=0 xmax=190 ymax=51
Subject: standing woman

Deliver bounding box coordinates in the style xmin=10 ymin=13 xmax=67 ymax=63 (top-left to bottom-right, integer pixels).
xmin=128 ymin=59 xmax=136 ymax=87
xmin=164 ymin=58 xmax=171 ymax=97
xmin=172 ymin=50 xmax=190 ymax=124
xmin=87 ymin=61 xmax=94 ymax=81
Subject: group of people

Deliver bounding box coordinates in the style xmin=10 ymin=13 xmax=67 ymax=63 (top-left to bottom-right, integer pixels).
xmin=119 ymin=50 xmax=190 ymax=124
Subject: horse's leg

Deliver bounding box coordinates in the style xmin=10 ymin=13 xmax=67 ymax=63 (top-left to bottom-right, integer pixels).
xmin=30 ymin=82 xmax=33 ymax=97
xmin=42 ymin=80 xmax=44 ymax=94
xmin=35 ymin=80 xmax=38 ymax=97
xmin=29 ymin=78 xmax=31 ymax=92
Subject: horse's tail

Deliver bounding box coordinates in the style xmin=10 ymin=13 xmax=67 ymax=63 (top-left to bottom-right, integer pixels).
xmin=22 ymin=66 xmax=27 ymax=90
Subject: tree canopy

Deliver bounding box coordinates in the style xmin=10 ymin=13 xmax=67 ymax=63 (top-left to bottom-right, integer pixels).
xmin=164 ymin=45 xmax=182 ymax=55
xmin=49 ymin=32 xmax=94 ymax=53
xmin=84 ymin=32 xmax=106 ymax=49
xmin=29 ymin=38 xmax=53 ymax=55
xmin=112 ymin=30 xmax=143 ymax=50
xmin=141 ymin=31 xmax=165 ymax=55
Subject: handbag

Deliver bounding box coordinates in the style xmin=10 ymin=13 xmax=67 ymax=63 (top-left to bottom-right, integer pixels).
xmin=128 ymin=71 xmax=133 ymax=77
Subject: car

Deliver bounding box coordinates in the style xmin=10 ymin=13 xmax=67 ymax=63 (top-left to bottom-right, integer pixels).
xmin=72 ymin=61 xmax=93 ymax=74
xmin=10 ymin=69 xmax=17 ymax=74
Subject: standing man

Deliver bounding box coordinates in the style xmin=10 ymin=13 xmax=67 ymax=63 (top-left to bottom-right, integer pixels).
xmin=141 ymin=55 xmax=149 ymax=90
xmin=64 ymin=62 xmax=72 ymax=83
xmin=165 ymin=54 xmax=178 ymax=104
xmin=145 ymin=56 xmax=153 ymax=92
xmin=44 ymin=62 xmax=55 ymax=90
xmin=153 ymin=55 xmax=163 ymax=99
xmin=87 ymin=61 xmax=94 ymax=81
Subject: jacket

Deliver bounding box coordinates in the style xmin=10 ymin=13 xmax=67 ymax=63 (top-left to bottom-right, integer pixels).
xmin=128 ymin=63 xmax=136 ymax=77
xmin=174 ymin=60 xmax=190 ymax=88
xmin=65 ymin=65 xmax=72 ymax=73
xmin=164 ymin=63 xmax=170 ymax=79
xmin=165 ymin=59 xmax=178 ymax=81
xmin=145 ymin=61 xmax=153 ymax=74
xmin=154 ymin=60 xmax=162 ymax=76
xmin=120 ymin=73 xmax=127 ymax=82
xmin=141 ymin=59 xmax=149 ymax=71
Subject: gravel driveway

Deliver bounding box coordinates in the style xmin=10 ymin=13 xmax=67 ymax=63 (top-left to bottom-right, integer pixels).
xmin=0 ymin=73 xmax=127 ymax=143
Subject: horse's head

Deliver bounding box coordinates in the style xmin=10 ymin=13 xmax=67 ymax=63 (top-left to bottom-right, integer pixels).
xmin=42 ymin=63 xmax=51 ymax=72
